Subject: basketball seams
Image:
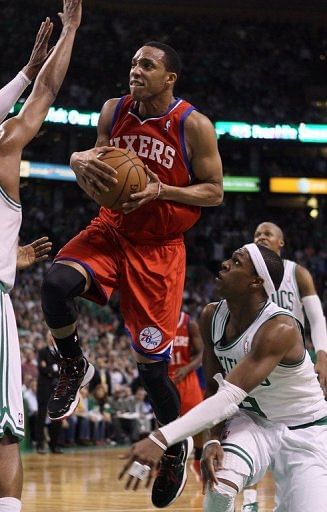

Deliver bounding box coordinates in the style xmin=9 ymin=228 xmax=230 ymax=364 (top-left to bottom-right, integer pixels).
xmin=94 ymin=147 xmax=147 ymax=209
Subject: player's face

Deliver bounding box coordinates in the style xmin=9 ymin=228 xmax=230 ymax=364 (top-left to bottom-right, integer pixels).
xmin=129 ymin=46 xmax=172 ymax=101
xmin=253 ymin=223 xmax=284 ymax=255
xmin=216 ymin=249 xmax=256 ymax=298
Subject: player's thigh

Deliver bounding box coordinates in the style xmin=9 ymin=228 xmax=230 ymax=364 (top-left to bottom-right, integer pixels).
xmin=120 ymin=242 xmax=186 ymax=354
xmin=55 ymin=223 xmax=122 ymax=305
xmin=274 ymin=426 xmax=327 ymax=512
xmin=0 ymin=294 xmax=24 ymax=440
xmin=219 ymin=411 xmax=271 ymax=487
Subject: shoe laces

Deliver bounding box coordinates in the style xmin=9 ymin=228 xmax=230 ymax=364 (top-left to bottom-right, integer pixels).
xmin=53 ymin=359 xmax=84 ymax=397
xmin=156 ymin=455 xmax=181 ymax=486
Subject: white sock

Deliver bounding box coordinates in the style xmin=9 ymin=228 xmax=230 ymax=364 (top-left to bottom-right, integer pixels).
xmin=0 ymin=497 xmax=22 ymax=511
xmin=243 ymin=488 xmax=257 ymax=505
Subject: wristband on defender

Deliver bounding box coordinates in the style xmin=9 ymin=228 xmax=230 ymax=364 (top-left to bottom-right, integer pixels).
xmin=149 ymin=432 xmax=168 ymax=451
xmin=203 ymin=439 xmax=221 ymax=451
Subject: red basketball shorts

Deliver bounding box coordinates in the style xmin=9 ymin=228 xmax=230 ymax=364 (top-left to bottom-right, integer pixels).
xmin=175 ymin=372 xmax=203 ymax=415
xmin=55 ymin=221 xmax=186 ymax=361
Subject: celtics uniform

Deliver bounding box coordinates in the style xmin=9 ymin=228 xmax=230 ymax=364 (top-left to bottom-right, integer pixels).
xmin=271 ymin=259 xmax=304 ymax=325
xmin=0 ymin=186 xmax=24 ymax=439
xmin=207 ymin=300 xmax=327 ymax=512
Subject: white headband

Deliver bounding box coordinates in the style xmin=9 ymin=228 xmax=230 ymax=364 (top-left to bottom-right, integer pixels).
xmin=243 ymin=243 xmax=276 ymax=297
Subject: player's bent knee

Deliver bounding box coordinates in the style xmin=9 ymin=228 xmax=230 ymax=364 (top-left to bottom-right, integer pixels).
xmin=41 ymin=264 xmax=86 ymax=328
xmin=204 ymin=481 xmax=238 ymax=512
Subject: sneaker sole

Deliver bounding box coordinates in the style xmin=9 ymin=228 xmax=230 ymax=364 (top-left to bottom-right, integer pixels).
xmin=156 ymin=436 xmax=194 ymax=508
xmin=49 ymin=363 xmax=95 ymax=421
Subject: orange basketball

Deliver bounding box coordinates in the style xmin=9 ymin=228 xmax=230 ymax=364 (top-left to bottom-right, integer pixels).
xmin=78 ymin=148 xmax=147 ymax=210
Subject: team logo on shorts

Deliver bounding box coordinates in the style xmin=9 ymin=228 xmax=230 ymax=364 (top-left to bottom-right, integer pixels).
xmin=139 ymin=327 xmax=163 ymax=350
xmin=18 ymin=412 xmax=23 ymax=425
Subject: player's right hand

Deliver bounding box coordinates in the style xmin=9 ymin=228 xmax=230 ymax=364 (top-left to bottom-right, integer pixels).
xmin=70 ymin=146 xmax=118 ymax=194
xmin=58 ymin=0 xmax=82 ymax=30
xmin=201 ymin=443 xmax=224 ymax=494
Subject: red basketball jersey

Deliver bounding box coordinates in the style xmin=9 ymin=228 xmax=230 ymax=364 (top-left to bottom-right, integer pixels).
xmin=169 ymin=311 xmax=192 ymax=372
xmin=98 ymin=95 xmax=201 ymax=242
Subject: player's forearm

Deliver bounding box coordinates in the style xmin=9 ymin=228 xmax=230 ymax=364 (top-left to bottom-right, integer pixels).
xmin=302 ymin=295 xmax=327 ymax=353
xmin=35 ymin=26 xmax=77 ymax=101
xmin=158 ymin=375 xmax=246 ymax=446
xmin=158 ymin=181 xmax=223 ymax=207
xmin=0 ymin=72 xmax=31 ymax=124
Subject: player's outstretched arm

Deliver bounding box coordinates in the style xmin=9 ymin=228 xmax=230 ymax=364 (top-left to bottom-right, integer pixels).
xmin=2 ymin=0 xmax=82 ymax=151
xmin=0 ymin=20 xmax=54 ymax=124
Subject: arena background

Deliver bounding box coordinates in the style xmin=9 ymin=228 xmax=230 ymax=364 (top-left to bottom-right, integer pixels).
xmin=3 ymin=0 xmax=326 ymax=461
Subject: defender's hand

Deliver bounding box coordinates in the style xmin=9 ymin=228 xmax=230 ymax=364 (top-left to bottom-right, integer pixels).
xmin=201 ymin=443 xmax=224 ymax=494
xmin=23 ymin=18 xmax=54 ymax=81
xmin=118 ymin=437 xmax=164 ymax=491
xmin=17 ymin=237 xmax=52 ymax=270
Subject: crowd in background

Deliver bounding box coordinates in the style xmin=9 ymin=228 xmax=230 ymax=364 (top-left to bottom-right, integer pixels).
xmin=2 ymin=1 xmax=326 ymax=451
xmin=2 ymin=2 xmax=326 ymax=123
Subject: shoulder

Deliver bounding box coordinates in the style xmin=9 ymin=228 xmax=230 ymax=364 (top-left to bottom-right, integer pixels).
xmin=255 ymin=313 xmax=300 ymax=353
xmin=184 ymin=110 xmax=215 ymax=136
xmin=99 ymin=97 xmax=123 ymax=121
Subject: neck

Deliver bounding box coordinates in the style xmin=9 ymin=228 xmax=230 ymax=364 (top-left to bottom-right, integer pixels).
xmin=138 ymin=92 xmax=175 ymax=117
xmin=226 ymin=295 xmax=267 ymax=334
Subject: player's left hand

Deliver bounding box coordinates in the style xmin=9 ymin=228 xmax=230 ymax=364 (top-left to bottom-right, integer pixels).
xmin=121 ymin=165 xmax=161 ymax=214
xmin=315 ymin=351 xmax=327 ymax=397
xmin=17 ymin=236 xmax=52 ymax=270
xmin=118 ymin=436 xmax=164 ymax=490
xmin=23 ymin=18 xmax=54 ymax=81
xmin=173 ymin=367 xmax=189 ymax=384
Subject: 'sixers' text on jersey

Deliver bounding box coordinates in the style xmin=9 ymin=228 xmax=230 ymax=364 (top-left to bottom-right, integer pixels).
xmin=98 ymin=96 xmax=201 ymax=242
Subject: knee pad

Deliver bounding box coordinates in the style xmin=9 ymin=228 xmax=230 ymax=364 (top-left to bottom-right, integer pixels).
xmin=204 ymin=481 xmax=237 ymax=512
xmin=41 ymin=264 xmax=86 ymax=329
xmin=137 ymin=361 xmax=180 ymax=424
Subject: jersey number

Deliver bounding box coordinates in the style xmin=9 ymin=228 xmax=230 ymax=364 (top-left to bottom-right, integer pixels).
xmin=240 ymin=397 xmax=267 ymax=418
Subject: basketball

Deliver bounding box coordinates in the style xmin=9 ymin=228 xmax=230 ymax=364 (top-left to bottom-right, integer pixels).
xmin=78 ymin=147 xmax=148 ymax=210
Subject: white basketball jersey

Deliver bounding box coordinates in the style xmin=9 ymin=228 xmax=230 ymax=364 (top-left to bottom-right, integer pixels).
xmin=271 ymin=259 xmax=304 ymax=325
xmin=212 ymin=300 xmax=327 ymax=426
xmin=0 ymin=187 xmax=22 ymax=291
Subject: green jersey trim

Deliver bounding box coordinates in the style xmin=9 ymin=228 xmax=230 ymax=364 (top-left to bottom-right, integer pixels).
xmin=221 ymin=442 xmax=254 ymax=477
xmin=288 ymin=415 xmax=327 ymax=430
xmin=215 ymin=302 xmax=270 ymax=352
xmin=0 ymin=186 xmax=21 ymax=210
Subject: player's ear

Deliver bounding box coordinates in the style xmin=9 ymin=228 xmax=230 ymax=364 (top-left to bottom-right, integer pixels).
xmin=166 ymin=72 xmax=177 ymax=86
xmin=249 ymin=276 xmax=264 ymax=291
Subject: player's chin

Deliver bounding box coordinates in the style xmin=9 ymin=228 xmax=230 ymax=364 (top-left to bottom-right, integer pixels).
xmin=130 ymin=86 xmax=147 ymax=101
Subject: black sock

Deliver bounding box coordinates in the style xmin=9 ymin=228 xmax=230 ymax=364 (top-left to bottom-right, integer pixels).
xmin=54 ymin=329 xmax=83 ymax=359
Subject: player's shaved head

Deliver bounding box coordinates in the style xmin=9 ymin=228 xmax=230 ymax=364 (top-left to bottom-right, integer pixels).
xmin=256 ymin=222 xmax=284 ymax=241
xmin=253 ymin=222 xmax=285 ymax=255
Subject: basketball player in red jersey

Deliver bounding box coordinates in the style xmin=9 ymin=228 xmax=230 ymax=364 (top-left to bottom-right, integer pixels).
xmin=41 ymin=41 xmax=223 ymax=508
xmin=169 ymin=311 xmax=204 ymax=482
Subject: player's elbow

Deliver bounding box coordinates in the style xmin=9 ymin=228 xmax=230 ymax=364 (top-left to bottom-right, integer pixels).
xmin=210 ymin=182 xmax=224 ymax=206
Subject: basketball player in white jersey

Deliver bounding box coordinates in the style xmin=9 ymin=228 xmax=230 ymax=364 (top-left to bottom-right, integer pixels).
xmin=0 ymin=2 xmax=81 ymax=510
xmin=254 ymin=221 xmax=327 ymax=392
xmin=237 ymin=221 xmax=327 ymax=511
xmin=120 ymin=243 xmax=327 ymax=512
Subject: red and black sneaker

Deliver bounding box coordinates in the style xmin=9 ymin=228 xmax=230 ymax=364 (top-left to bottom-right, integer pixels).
xmin=151 ymin=437 xmax=194 ymax=508
xmin=47 ymin=355 xmax=94 ymax=421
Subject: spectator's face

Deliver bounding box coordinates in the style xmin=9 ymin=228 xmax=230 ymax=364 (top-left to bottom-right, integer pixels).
xmin=129 ymin=46 xmax=174 ymax=101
